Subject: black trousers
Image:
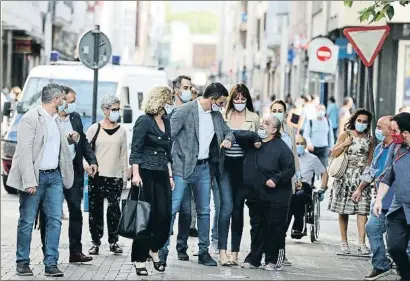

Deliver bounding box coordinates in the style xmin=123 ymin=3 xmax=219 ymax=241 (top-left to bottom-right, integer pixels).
xmin=225 ymin=157 xmax=246 ymax=252
xmin=244 ymin=200 xmax=288 ymax=267
xmin=39 ymin=181 xmax=84 ymax=254
xmin=131 ymin=169 xmax=171 ymax=262
xmin=89 ymin=175 xmax=123 ymax=245
xmin=312 ymin=146 xmax=329 ymax=167
xmin=287 ymin=194 xmax=310 ymax=233
xmin=386 ymin=208 xmax=410 ymax=280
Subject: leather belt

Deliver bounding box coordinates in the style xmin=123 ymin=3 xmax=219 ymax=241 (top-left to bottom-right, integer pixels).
xmin=40 ymin=168 xmax=58 ymax=174
xmin=196 ymin=159 xmax=208 ymax=165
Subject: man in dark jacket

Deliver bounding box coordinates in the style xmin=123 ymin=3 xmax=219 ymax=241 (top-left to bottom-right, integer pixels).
xmin=38 ymin=85 xmax=98 ymax=263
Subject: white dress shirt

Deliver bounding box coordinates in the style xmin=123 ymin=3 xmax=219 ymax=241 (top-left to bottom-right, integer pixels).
xmin=197 ymin=100 xmax=215 ymax=160
xmin=39 ymin=107 xmax=61 ymax=170
xmin=57 ymin=115 xmax=78 ymax=160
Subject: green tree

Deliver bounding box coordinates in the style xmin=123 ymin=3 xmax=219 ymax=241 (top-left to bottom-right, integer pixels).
xmin=344 ymin=0 xmax=410 ymax=23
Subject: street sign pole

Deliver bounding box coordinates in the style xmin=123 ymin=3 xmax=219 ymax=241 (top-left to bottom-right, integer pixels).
xmin=92 ymin=25 xmax=100 ymax=124
xmin=78 ymin=25 xmax=112 ymax=125
xmin=367 ymin=66 xmax=376 ymax=132
xmin=343 ymin=26 xmax=390 ymax=133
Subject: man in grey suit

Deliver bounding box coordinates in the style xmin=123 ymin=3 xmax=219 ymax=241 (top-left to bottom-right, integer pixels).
xmin=7 ymin=84 xmax=74 ymax=277
xmin=160 ymin=82 xmax=235 ymax=266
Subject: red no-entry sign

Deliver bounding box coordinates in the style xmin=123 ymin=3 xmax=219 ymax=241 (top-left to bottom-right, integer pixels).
xmin=316 ymin=46 xmax=332 ymax=62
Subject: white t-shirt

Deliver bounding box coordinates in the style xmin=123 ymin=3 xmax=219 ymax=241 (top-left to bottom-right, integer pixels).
xmin=197 ymin=100 xmax=215 ymax=160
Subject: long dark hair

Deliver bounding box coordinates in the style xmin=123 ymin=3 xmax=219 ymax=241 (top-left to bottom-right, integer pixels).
xmin=225 ymin=84 xmax=254 ymax=118
xmin=345 ymin=108 xmax=373 ymax=134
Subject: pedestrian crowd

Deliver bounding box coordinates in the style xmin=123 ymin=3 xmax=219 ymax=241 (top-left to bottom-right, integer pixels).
xmin=5 ymin=79 xmax=410 ymax=280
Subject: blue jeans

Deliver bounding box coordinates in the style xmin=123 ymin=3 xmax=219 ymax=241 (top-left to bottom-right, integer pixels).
xmin=366 ymin=209 xmax=391 ymax=271
xmin=176 ymin=185 xmax=194 ymax=254
xmin=211 ymin=179 xmax=220 ymax=245
xmin=16 ymin=170 xmax=64 ymax=267
xmin=161 ymin=163 xmax=212 ymax=257
xmin=217 ymin=172 xmax=233 ymax=250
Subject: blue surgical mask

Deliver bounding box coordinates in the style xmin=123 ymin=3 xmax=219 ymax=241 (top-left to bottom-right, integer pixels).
xmin=109 ymin=111 xmax=120 ymax=123
xmin=58 ymin=100 xmax=66 ymax=113
xmin=180 ymin=90 xmax=191 ymax=103
xmin=164 ymin=103 xmax=175 ymax=115
xmin=355 ymin=122 xmax=367 ymax=133
xmin=64 ymin=102 xmax=76 ymax=114
xmin=257 ymin=129 xmax=267 ymax=139
xmin=271 ymin=112 xmax=284 ymax=123
xmin=296 ymin=145 xmax=305 ymax=156
xmin=375 ymin=129 xmax=385 ymax=142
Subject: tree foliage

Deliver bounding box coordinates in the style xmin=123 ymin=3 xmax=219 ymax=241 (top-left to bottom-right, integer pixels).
xmin=344 ymin=0 xmax=410 ymax=23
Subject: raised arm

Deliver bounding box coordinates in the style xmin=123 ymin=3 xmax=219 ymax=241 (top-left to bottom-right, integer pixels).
xmin=331 ymin=131 xmax=351 ymax=158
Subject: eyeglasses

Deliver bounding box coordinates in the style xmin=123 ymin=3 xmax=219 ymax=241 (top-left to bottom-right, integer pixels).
xmin=110 ymin=108 xmax=120 ymax=112
xmin=295 ymin=142 xmax=306 ymax=145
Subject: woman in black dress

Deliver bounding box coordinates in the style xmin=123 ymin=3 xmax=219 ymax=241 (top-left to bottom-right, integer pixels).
xmin=236 ymin=115 xmax=295 ymax=271
xmin=129 ymin=86 xmax=175 ymax=276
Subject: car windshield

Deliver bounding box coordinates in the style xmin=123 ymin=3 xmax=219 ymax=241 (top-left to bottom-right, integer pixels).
xmin=17 ymin=78 xmax=118 ymax=118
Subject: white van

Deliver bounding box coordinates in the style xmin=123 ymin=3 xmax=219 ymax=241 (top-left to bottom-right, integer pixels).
xmin=1 ymin=61 xmax=168 ymax=193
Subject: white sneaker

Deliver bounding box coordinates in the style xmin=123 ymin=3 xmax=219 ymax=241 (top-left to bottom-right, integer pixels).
xmin=241 ymin=262 xmax=259 ymax=269
xmin=282 ymin=257 xmax=292 ymax=266
xmin=341 ymin=241 xmax=351 ymax=254
xmin=264 ymin=263 xmax=283 ymax=271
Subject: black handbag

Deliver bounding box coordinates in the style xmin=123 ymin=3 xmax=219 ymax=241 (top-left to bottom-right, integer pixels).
xmin=117 ymin=184 xmax=151 ymax=239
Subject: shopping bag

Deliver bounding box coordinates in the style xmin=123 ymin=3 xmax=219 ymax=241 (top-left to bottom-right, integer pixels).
xmin=118 ymin=184 xmax=151 ymax=239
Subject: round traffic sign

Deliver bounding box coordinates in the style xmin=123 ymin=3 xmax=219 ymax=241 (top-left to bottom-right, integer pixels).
xmin=316 ymin=46 xmax=332 ymax=62
xmin=78 ymin=29 xmax=112 ymax=70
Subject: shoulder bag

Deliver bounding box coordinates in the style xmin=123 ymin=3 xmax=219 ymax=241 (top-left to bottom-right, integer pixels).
xmin=117 ymin=184 xmax=151 ymax=239
xmin=328 ymin=132 xmax=350 ymax=179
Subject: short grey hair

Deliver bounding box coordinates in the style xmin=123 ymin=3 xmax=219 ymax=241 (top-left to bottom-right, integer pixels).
xmin=100 ymin=94 xmax=120 ymax=110
xmin=267 ymin=115 xmax=282 ymax=138
xmin=41 ymin=83 xmax=64 ymax=103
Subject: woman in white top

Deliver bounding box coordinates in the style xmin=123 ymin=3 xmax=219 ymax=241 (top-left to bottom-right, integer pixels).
xmin=86 ymin=95 xmax=128 ymax=256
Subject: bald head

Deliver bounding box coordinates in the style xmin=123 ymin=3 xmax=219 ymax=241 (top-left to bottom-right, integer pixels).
xmin=295 ymin=134 xmax=306 ymax=146
xmin=378 ymin=115 xmax=393 ymax=127
xmin=400 ymin=105 xmax=410 ymax=113
xmin=376 ymin=115 xmax=393 ymax=141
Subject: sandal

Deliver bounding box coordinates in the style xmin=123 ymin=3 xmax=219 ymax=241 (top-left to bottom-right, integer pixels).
xmin=134 ymin=262 xmax=148 ymax=276
xmin=149 ymin=250 xmax=166 ymax=272
xmin=152 ymin=260 xmax=166 ymax=272
xmin=135 ymin=267 xmax=148 ymax=276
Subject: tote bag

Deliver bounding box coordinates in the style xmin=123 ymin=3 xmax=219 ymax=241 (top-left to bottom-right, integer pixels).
xmin=117 ymin=184 xmax=151 ymax=239
xmin=328 ymin=148 xmax=348 ymax=179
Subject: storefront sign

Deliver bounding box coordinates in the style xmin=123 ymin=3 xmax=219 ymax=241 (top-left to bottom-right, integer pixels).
xmin=14 ymin=37 xmax=32 ymax=54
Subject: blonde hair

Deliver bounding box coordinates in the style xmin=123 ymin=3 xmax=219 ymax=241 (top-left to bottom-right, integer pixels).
xmin=143 ymin=86 xmax=173 ymax=115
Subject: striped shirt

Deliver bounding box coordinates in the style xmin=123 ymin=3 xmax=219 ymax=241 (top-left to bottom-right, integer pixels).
xmin=225 ymin=129 xmax=244 ymax=158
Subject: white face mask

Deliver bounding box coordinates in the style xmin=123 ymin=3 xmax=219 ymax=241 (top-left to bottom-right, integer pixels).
xmin=257 ymin=129 xmax=267 ymax=139
xmin=164 ymin=103 xmax=175 ymax=115
xmin=233 ymin=103 xmax=246 ymax=112
xmin=109 ymin=111 xmax=120 ymax=123
xmin=212 ymin=103 xmax=222 ymax=112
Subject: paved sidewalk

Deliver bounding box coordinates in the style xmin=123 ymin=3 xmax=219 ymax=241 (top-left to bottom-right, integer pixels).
xmin=1 ymin=187 xmax=399 ymax=280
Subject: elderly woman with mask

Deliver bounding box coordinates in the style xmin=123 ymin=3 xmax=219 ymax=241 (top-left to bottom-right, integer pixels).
xmin=235 ymin=116 xmax=295 ymax=271
xmin=86 ymin=95 xmax=128 ymax=256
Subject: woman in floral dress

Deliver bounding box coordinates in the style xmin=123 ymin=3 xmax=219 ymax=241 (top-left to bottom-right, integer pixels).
xmin=328 ymin=109 xmax=374 ymax=255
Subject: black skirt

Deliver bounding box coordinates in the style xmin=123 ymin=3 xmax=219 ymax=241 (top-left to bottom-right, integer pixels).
xmin=129 ymin=168 xmax=172 ymax=234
